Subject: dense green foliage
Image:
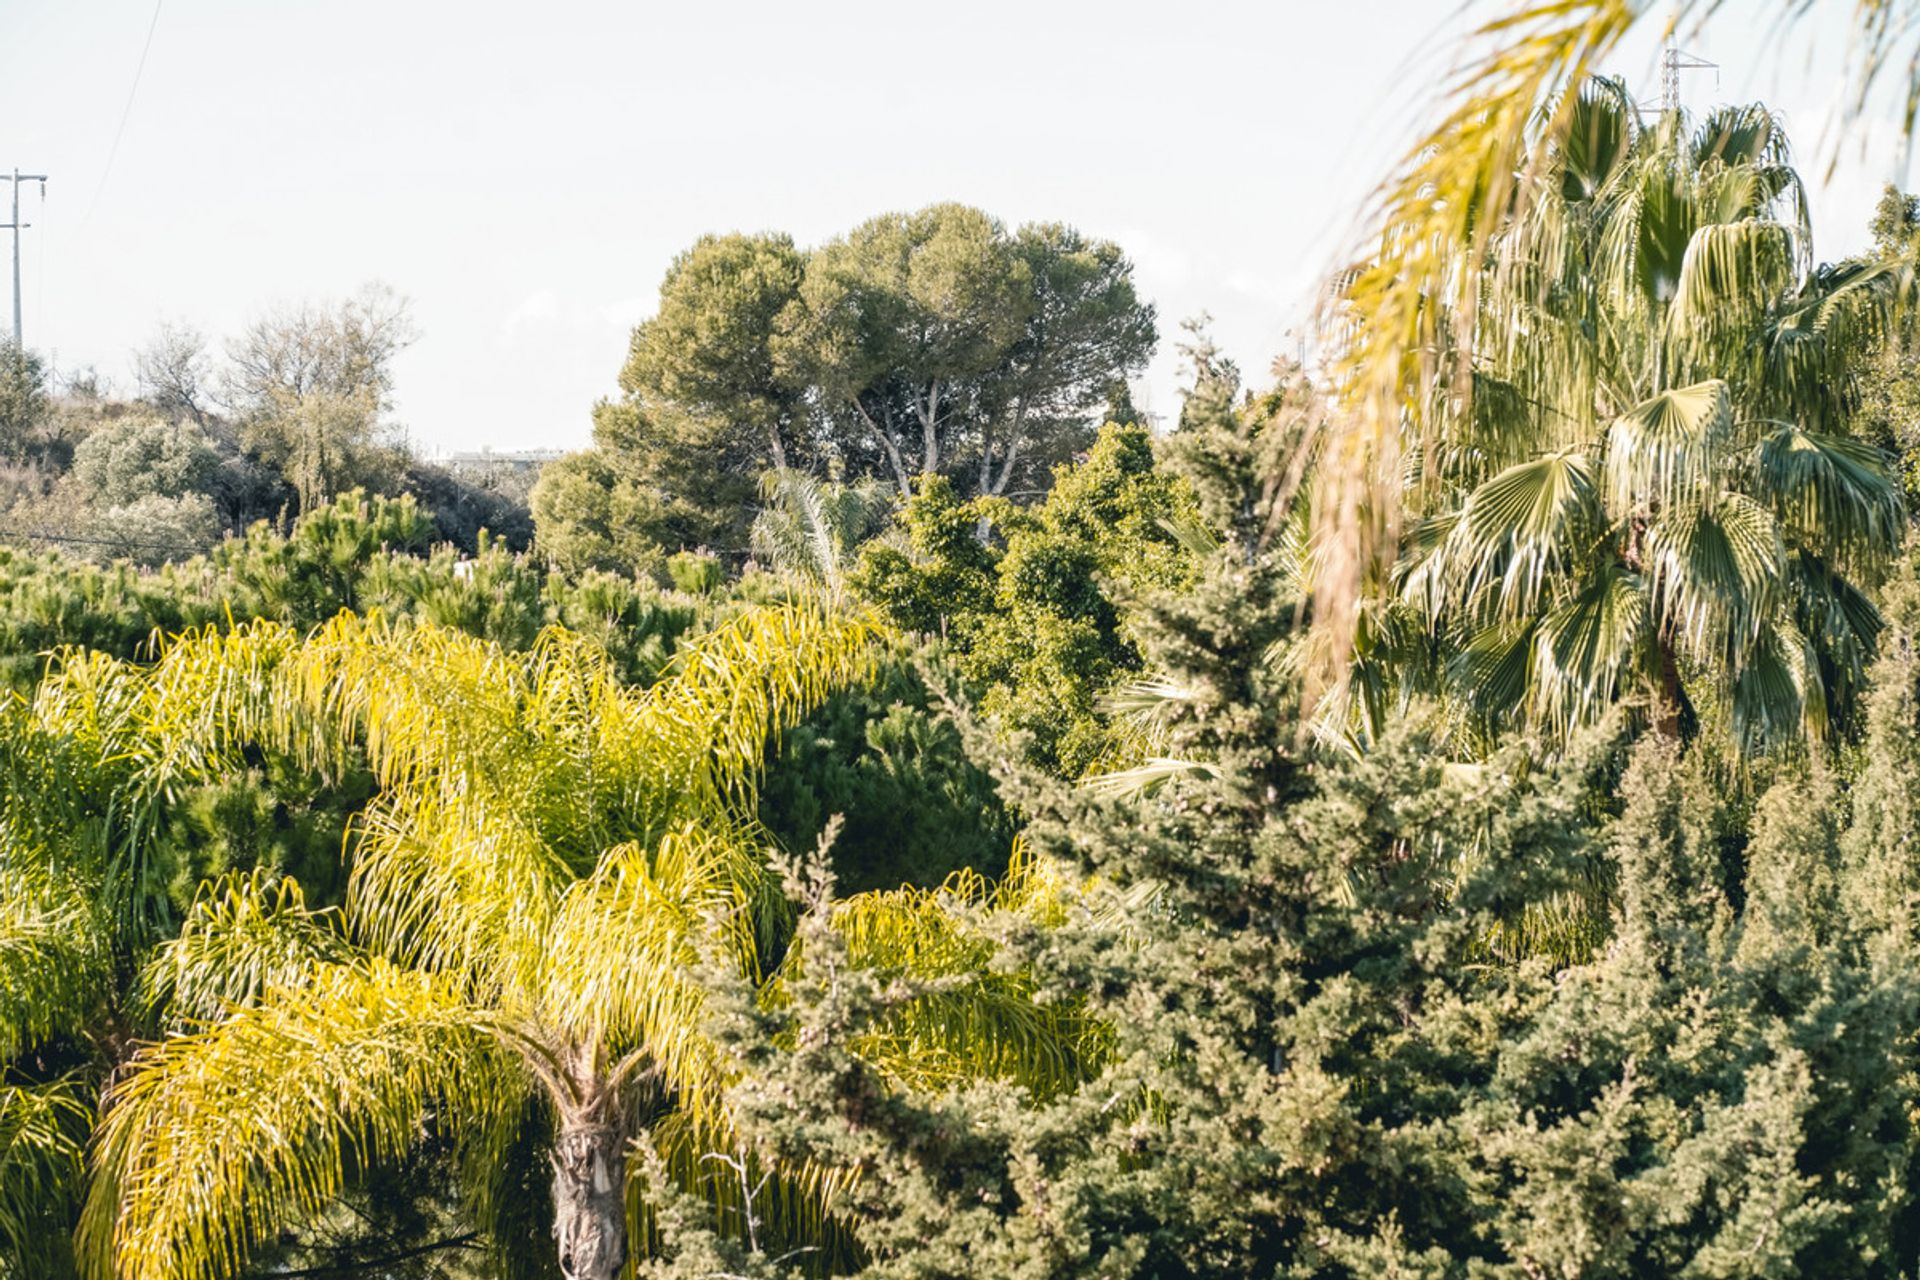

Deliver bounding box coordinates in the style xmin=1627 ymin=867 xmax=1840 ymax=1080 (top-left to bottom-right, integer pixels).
xmin=16 ymin=63 xmax=1920 ymax=1280
xmin=856 ymin=423 xmax=1199 ymax=775
xmin=533 ymin=204 xmax=1156 ymax=575
xmin=633 ymin=331 xmax=1920 ymax=1280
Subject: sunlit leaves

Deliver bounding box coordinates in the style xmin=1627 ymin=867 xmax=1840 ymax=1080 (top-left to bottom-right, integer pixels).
xmin=1604 ymin=382 xmax=1731 ymax=515
xmin=79 ymin=961 xmax=514 ymax=1280
xmin=76 ymin=600 xmax=1093 ymax=1279
xmin=140 ymin=871 xmax=348 ymax=1028
xmin=0 ymin=864 xmax=110 ymax=1064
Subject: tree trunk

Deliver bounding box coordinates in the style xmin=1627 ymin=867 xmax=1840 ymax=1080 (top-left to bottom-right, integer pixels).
xmin=918 ymin=377 xmax=941 ymax=476
xmin=1652 ymin=633 xmax=1684 ymax=739
xmin=552 ymin=1121 xmax=627 ymax=1280
xmin=854 ymin=399 xmax=914 ymax=498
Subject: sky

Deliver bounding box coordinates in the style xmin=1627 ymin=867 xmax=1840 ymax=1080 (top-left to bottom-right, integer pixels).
xmin=0 ymin=0 xmax=1908 ymax=455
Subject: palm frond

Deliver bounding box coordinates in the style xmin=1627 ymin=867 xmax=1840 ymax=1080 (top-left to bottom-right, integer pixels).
xmin=140 ymin=870 xmax=349 ymax=1028
xmin=1755 ymin=424 xmax=1904 ymax=575
xmin=1667 ymin=223 xmax=1796 ymax=372
xmin=1604 ymin=381 xmax=1731 ymax=515
xmin=815 ymin=870 xmax=1107 ymax=1099
xmin=1644 ymin=492 xmax=1785 ymax=658
xmin=1449 ymin=451 xmax=1602 ymax=623
xmin=79 ymin=960 xmax=519 ymax=1280
xmin=0 ymin=1081 xmax=91 ymax=1275
xmin=1535 ymin=562 xmax=1649 ymax=731
xmin=535 ymin=824 xmax=775 ymax=1122
xmin=346 ymin=794 xmax=571 ymax=992
xmin=1455 ymin=618 xmax=1542 ymax=730
xmin=1731 ymin=619 xmax=1827 ymax=749
xmin=0 ymin=864 xmax=109 ymax=1064
xmin=635 ymin=600 xmax=889 ymax=808
xmin=1080 ymin=755 xmax=1225 ymax=799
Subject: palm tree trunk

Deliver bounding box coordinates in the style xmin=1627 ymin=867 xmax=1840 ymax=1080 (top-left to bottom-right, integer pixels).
xmin=552 ymin=1120 xmax=626 ymax=1280
xmin=1653 ymin=633 xmax=1684 ymax=739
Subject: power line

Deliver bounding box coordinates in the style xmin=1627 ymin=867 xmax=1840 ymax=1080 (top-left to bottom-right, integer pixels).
xmin=0 ymin=526 xmax=209 ymax=556
xmin=85 ymin=0 xmax=165 ymax=223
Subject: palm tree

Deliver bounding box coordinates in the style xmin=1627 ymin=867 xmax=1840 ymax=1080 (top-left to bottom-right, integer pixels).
xmin=72 ymin=603 xmax=1096 ymax=1280
xmin=749 ymin=468 xmax=895 ymax=594
xmin=1316 ymin=0 xmax=1920 ymax=685
xmin=0 ymin=866 xmax=106 ymax=1278
xmin=1394 ymin=87 xmax=1903 ymax=748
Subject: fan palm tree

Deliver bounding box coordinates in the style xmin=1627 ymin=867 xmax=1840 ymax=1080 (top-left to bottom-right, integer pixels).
xmin=1316 ymin=0 xmax=1920 ymax=686
xmin=1396 ymin=87 xmax=1903 ymax=747
xmin=70 ymin=603 xmax=1098 ymax=1280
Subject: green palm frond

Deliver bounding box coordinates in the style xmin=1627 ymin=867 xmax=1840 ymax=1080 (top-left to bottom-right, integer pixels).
xmin=1644 ymin=492 xmax=1784 ymax=657
xmin=1098 ymin=675 xmax=1200 ymax=762
xmin=1692 ymin=101 xmax=1794 ymax=172
xmin=1731 ymin=619 xmax=1827 ymax=749
xmin=1604 ymin=381 xmax=1731 ymax=515
xmin=753 ymin=469 xmax=841 ymax=586
xmin=1788 ymin=550 xmax=1883 ymax=695
xmin=1536 ymin=563 xmax=1649 ymax=731
xmin=0 ymin=1081 xmax=91 ymax=1277
xmin=1554 ymin=75 xmax=1634 ymax=202
xmin=79 ymin=960 xmax=518 ymax=1280
xmin=1455 ymin=619 xmax=1542 ymax=729
xmin=1667 ymin=223 xmax=1796 ymax=367
xmin=1449 ymin=451 xmax=1601 ymax=623
xmin=1755 ymin=425 xmax=1904 ymax=574
xmin=751 ymin=469 xmax=895 ymax=591
xmin=0 ymin=864 xmax=110 ymax=1064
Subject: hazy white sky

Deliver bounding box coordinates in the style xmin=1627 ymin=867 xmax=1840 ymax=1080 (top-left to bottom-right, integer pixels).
xmin=0 ymin=1 xmax=1905 ymax=453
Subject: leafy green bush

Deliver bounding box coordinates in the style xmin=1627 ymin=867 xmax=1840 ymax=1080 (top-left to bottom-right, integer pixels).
xmin=666 ymin=548 xmax=726 ymax=594
xmin=759 ymin=654 xmax=1017 ymax=894
xmin=67 ymin=416 xmax=220 ymax=507
xmin=855 ymin=424 xmax=1199 ymax=775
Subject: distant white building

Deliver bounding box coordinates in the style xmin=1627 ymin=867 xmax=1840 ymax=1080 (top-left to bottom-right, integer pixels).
xmin=441 ymin=448 xmax=566 ymax=472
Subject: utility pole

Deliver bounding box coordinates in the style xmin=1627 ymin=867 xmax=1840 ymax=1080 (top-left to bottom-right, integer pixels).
xmin=1 ymin=170 xmax=48 ymax=348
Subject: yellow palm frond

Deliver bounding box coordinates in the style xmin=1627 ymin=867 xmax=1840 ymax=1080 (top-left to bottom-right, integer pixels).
xmin=79 ymin=960 xmax=520 ymax=1280
xmin=139 ymin=870 xmax=349 ymax=1028
xmin=346 ymin=792 xmax=571 ymax=993
xmin=534 ymin=824 xmax=776 ymax=1121
xmin=633 ymin=599 xmax=889 ymax=809
xmin=801 ymin=854 xmax=1109 ymax=1099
